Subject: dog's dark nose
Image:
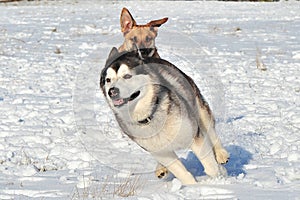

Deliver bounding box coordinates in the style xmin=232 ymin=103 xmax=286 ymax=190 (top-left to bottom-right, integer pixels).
xmin=139 ymin=43 xmax=145 ymax=49
xmin=108 ymin=87 xmax=119 ymax=98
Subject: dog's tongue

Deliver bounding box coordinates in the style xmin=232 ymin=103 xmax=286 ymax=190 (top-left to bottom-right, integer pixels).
xmin=113 ymin=98 xmax=125 ymax=106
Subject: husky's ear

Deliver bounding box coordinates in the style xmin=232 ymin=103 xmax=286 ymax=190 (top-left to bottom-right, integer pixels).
xmin=108 ymin=47 xmax=119 ymax=60
xmin=120 ymin=8 xmax=137 ymax=35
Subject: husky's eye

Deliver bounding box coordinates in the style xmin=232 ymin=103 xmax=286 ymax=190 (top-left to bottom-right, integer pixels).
xmin=106 ymin=78 xmax=111 ymax=83
xmin=123 ymin=74 xmax=132 ymax=79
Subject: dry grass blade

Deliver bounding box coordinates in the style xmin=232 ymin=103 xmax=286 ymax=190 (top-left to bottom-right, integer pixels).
xmin=70 ymin=173 xmax=144 ymax=199
xmin=114 ymin=174 xmax=142 ymax=197
xmin=256 ymin=47 xmax=267 ymax=71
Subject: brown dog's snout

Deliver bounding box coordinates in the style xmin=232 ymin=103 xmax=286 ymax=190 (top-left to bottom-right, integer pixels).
xmin=108 ymin=87 xmax=120 ymax=99
xmin=139 ymin=43 xmax=145 ymax=49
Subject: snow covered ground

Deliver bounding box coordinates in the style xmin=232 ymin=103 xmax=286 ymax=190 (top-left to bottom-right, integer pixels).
xmin=0 ymin=0 xmax=299 ymax=199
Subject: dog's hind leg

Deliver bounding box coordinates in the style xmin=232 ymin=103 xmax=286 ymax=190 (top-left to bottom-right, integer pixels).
xmin=198 ymin=102 xmax=229 ymax=164
xmin=210 ymin=130 xmax=230 ymax=164
xmin=191 ymin=136 xmax=227 ymax=178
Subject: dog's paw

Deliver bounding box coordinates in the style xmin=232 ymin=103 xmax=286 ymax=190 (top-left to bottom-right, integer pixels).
xmin=155 ymin=165 xmax=169 ymax=179
xmin=215 ymin=148 xmax=230 ymax=164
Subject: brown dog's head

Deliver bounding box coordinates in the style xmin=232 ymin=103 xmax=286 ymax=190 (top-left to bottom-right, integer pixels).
xmin=119 ymin=8 xmax=168 ymax=53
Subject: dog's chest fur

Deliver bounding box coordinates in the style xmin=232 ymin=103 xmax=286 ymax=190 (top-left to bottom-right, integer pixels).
xmin=117 ymin=85 xmax=198 ymax=153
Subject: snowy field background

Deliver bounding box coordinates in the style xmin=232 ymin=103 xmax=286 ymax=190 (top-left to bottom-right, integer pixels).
xmin=0 ymin=0 xmax=299 ymax=199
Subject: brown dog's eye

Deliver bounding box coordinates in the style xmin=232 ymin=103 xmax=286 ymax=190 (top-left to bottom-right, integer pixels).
xmin=123 ymin=74 xmax=132 ymax=79
xmin=145 ymin=36 xmax=152 ymax=43
xmin=106 ymin=78 xmax=111 ymax=83
xmin=130 ymin=36 xmax=137 ymax=43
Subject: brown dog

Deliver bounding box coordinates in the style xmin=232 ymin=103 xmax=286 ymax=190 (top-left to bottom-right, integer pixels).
xmin=118 ymin=7 xmax=168 ymax=58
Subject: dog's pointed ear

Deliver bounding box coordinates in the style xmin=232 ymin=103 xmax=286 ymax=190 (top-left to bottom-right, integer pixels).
xmin=147 ymin=17 xmax=168 ymax=35
xmin=108 ymin=47 xmax=119 ymax=59
xmin=147 ymin=17 xmax=168 ymax=28
xmin=120 ymin=8 xmax=137 ymax=35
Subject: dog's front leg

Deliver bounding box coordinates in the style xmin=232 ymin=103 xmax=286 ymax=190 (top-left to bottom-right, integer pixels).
xmin=166 ymin=159 xmax=197 ymax=185
xmin=152 ymin=152 xmax=196 ymax=185
xmin=155 ymin=163 xmax=168 ymax=179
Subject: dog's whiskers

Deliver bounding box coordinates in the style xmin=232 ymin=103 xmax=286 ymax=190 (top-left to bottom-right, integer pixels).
xmin=133 ymin=43 xmax=145 ymax=60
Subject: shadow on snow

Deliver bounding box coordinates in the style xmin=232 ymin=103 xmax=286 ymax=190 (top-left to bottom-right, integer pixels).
xmin=166 ymin=145 xmax=252 ymax=181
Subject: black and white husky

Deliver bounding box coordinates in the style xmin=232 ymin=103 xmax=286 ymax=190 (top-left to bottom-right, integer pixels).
xmin=100 ymin=48 xmax=229 ymax=185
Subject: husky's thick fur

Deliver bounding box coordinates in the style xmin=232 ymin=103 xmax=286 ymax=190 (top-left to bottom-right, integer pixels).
xmin=118 ymin=7 xmax=168 ymax=58
xmin=100 ymin=48 xmax=229 ymax=185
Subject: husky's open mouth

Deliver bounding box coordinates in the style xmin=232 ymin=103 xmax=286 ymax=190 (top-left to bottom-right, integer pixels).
xmin=113 ymin=91 xmax=140 ymax=107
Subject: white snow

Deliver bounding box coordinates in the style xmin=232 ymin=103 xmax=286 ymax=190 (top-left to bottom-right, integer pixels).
xmin=0 ymin=0 xmax=299 ymax=199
